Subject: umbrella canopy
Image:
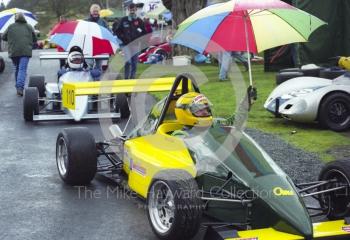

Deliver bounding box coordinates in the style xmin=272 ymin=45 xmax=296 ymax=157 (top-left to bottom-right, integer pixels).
xmin=146 ymin=4 xmax=168 ymax=20
xmin=0 ymin=8 xmax=38 ymax=33
xmin=50 ymin=20 xmax=119 ymax=56
xmin=173 ymin=0 xmax=326 ymax=53
xmin=100 ymin=9 xmax=114 ymax=18
xmin=172 ymin=0 xmax=326 ymax=85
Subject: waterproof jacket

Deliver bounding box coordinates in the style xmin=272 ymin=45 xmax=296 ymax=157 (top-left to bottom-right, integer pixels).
xmin=115 ymin=16 xmax=146 ymax=45
xmin=2 ymin=14 xmax=37 ymax=58
xmin=86 ymin=15 xmax=109 ymax=30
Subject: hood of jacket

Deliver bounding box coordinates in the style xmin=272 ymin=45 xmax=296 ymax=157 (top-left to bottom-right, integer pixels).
xmin=15 ymin=13 xmax=27 ymax=23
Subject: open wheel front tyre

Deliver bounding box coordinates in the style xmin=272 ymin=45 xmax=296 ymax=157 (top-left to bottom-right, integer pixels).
xmin=56 ymin=127 xmax=97 ymax=186
xmin=23 ymin=87 xmax=39 ymax=121
xmin=0 ymin=56 xmax=4 ymax=73
xmin=318 ymin=160 xmax=350 ymax=219
xmin=147 ymin=170 xmax=202 ymax=240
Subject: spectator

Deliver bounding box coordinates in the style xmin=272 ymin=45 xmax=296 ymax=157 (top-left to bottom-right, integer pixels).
xmin=86 ymin=4 xmax=109 ymax=29
xmin=115 ymin=3 xmax=146 ymax=79
xmin=144 ymin=18 xmax=153 ymax=34
xmin=2 ymin=13 xmax=37 ymax=96
xmin=112 ymin=18 xmax=120 ymax=36
xmin=86 ymin=4 xmax=109 ymax=71
xmin=219 ymin=51 xmax=248 ymax=81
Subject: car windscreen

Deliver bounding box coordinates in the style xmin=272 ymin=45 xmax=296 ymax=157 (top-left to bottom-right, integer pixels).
xmin=185 ymin=126 xmax=285 ymax=182
xmin=128 ymin=97 xmax=165 ymax=138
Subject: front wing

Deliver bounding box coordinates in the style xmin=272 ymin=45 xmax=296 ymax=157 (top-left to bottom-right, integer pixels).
xmin=32 ymin=112 xmax=119 ymax=121
xmin=206 ymin=220 xmax=350 ymax=240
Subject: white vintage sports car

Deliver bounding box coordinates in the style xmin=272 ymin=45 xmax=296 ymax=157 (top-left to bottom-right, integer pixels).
xmin=23 ymin=52 xmax=129 ymax=122
xmin=264 ymin=72 xmax=350 ymax=131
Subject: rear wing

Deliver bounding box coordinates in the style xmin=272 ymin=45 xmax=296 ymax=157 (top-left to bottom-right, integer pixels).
xmin=62 ymin=77 xmax=180 ymax=109
xmin=39 ymin=52 xmax=110 ymax=60
xmin=205 ymin=220 xmax=350 ymax=240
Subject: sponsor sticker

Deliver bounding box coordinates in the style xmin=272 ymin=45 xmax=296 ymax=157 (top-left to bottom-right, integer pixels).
xmin=342 ymin=226 xmax=350 ymax=233
xmin=273 ymin=187 xmax=294 ymax=196
xmin=131 ymin=163 xmax=147 ymax=176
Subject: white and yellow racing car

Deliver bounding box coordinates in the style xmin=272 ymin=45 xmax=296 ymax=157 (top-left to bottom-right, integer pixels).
xmin=23 ymin=51 xmax=129 ymax=122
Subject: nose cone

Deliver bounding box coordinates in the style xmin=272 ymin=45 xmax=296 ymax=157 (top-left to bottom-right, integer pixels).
xmin=69 ymin=96 xmax=89 ymax=121
xmin=250 ymin=175 xmax=313 ymax=238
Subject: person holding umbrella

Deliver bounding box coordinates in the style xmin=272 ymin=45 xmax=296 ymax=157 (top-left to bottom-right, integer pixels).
xmin=2 ymin=12 xmax=37 ymax=96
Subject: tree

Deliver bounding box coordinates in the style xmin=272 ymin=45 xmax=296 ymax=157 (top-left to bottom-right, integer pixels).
xmin=168 ymin=0 xmax=207 ymax=26
xmin=162 ymin=0 xmax=208 ymax=55
xmin=49 ymin=0 xmax=71 ymax=18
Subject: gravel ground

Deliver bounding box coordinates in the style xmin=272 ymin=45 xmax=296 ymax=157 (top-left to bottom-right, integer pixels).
xmin=245 ymin=128 xmax=324 ymax=183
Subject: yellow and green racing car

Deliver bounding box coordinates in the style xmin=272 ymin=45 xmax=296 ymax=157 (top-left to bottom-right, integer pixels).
xmin=56 ymin=74 xmax=350 ymax=240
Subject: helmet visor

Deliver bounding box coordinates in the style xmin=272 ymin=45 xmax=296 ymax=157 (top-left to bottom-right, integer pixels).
xmin=190 ymin=104 xmax=212 ymax=117
xmin=70 ymin=55 xmax=83 ymax=64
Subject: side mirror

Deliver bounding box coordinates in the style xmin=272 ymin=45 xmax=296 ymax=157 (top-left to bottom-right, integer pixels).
xmin=109 ymin=124 xmax=124 ymax=139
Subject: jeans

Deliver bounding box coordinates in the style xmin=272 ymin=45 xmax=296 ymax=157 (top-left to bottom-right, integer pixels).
xmin=219 ymin=52 xmax=232 ymax=80
xmin=11 ymin=56 xmax=30 ymax=90
xmin=123 ymin=46 xmax=139 ymax=79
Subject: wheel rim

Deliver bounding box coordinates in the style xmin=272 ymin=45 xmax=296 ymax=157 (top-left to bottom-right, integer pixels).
xmin=328 ymin=100 xmax=350 ymax=125
xmin=148 ymin=181 xmax=175 ymax=234
xmin=57 ymin=137 xmax=69 ymax=177
xmin=321 ymin=169 xmax=350 ymax=217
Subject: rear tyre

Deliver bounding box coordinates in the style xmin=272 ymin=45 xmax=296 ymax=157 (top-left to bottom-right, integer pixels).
xmin=301 ymin=67 xmax=323 ymax=77
xmin=318 ymin=160 xmax=350 ymax=219
xmin=147 ymin=170 xmax=202 ymax=240
xmin=23 ymin=87 xmax=39 ymax=122
xmin=276 ymin=71 xmax=304 ymax=85
xmin=56 ymin=127 xmax=97 ymax=185
xmin=279 ymin=68 xmax=300 ymax=73
xmin=116 ymin=94 xmax=130 ymax=119
xmin=319 ymin=93 xmax=350 ymax=131
xmin=28 ymin=75 xmax=46 ymax=98
xmin=319 ymin=68 xmax=347 ymax=80
xmin=0 ymin=56 xmax=5 ymax=73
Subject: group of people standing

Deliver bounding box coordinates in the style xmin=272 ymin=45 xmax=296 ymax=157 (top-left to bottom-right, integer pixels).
xmin=79 ymin=3 xmax=148 ymax=79
xmin=1 ymin=3 xmax=250 ymax=96
xmin=1 ymin=3 xmax=148 ymax=96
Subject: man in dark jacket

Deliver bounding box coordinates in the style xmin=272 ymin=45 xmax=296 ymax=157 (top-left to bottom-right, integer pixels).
xmin=2 ymin=12 xmax=37 ymax=96
xmin=115 ymin=3 xmax=146 ymax=79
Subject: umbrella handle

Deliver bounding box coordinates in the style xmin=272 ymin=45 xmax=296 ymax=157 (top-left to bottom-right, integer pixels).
xmin=244 ymin=15 xmax=253 ymax=87
xmin=247 ymin=86 xmax=257 ymax=111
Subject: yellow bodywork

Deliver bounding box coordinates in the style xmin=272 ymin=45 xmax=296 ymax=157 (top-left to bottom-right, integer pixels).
xmin=62 ymin=77 xmax=179 ymax=110
xmin=229 ymin=220 xmax=350 ymax=240
xmin=123 ymin=122 xmax=196 ymax=198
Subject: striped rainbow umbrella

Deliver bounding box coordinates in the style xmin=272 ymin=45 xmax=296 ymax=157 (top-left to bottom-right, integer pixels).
xmin=50 ymin=20 xmax=119 ymax=56
xmin=172 ymin=0 xmax=326 ymax=85
xmin=0 ymin=8 xmax=37 ymax=33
